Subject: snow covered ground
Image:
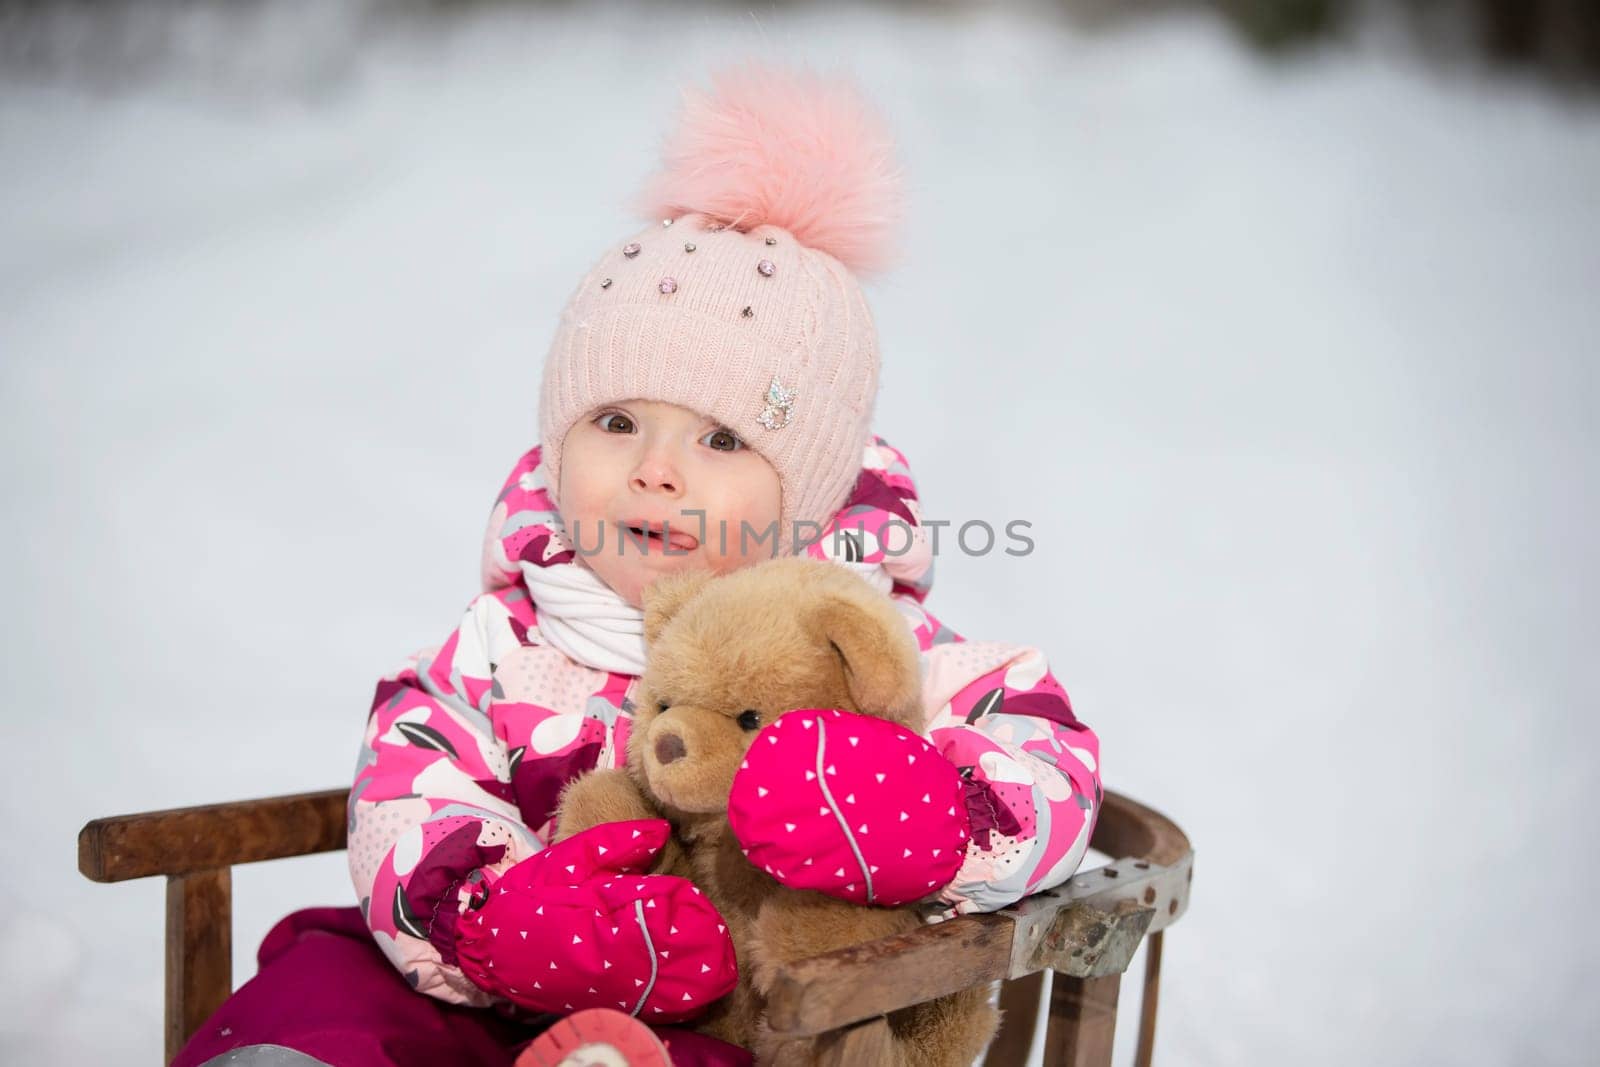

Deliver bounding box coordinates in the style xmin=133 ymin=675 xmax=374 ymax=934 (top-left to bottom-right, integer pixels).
xmin=2 ymin=2 xmax=1596 ymax=1063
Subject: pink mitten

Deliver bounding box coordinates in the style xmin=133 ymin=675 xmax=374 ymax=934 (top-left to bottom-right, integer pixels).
xmin=727 ymin=709 xmax=970 ymax=906
xmin=455 ymin=819 xmax=737 ymax=1022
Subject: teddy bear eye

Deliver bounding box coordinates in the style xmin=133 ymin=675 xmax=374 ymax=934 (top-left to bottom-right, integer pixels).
xmin=737 ymin=710 xmax=761 ymax=731
xmin=658 ymin=701 xmax=670 ymax=714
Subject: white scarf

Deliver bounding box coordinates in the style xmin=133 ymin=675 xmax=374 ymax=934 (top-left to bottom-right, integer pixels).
xmin=519 ymin=557 xmax=649 ymax=676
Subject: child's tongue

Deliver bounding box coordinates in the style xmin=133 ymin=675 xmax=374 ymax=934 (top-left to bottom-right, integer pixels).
xmin=630 ymin=524 xmax=695 ymax=551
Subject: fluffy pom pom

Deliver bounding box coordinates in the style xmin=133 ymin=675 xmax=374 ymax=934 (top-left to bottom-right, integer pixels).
xmin=635 ymin=62 xmax=905 ymax=276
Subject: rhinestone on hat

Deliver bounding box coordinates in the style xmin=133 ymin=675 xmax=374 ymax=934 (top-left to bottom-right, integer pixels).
xmin=741 ymin=306 xmax=754 ymax=318
xmin=623 ymin=242 xmax=641 ymax=258
xmin=757 ymin=259 xmax=776 ymax=277
xmin=764 ymin=236 xmax=777 ymax=246
xmin=757 ymin=377 xmax=796 ymax=430
xmin=684 ymin=242 xmax=696 ymax=253
xmin=658 ymin=277 xmax=678 ymax=294
xmin=600 ymin=278 xmax=612 ymax=289
xmin=662 ymin=218 xmax=674 ymax=227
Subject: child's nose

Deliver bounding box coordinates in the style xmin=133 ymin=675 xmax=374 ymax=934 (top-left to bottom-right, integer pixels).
xmin=631 ymin=449 xmax=684 ymax=496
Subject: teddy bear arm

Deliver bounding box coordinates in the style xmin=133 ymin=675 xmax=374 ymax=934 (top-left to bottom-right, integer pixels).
xmin=552 ymin=769 xmax=694 ymax=877
xmin=553 ymin=768 xmax=659 ymax=838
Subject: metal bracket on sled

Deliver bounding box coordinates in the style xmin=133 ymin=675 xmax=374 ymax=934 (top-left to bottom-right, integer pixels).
xmin=999 ymin=851 xmax=1194 ymax=979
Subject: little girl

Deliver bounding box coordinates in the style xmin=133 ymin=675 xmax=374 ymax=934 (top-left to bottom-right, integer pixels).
xmin=174 ymin=62 xmax=1102 ymax=1067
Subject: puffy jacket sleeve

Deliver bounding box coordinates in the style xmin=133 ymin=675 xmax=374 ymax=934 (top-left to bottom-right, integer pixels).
xmin=349 ymin=443 xmax=640 ymax=1004
xmin=900 ymin=600 xmax=1103 ymax=916
xmin=346 ymin=586 xmax=546 ymax=1006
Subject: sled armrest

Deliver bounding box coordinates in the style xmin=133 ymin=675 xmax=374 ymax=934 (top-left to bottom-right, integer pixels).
xmin=765 ymin=793 xmax=1193 ymax=1033
xmin=765 ymin=789 xmax=1195 ymax=1067
xmin=78 ymin=787 xmax=349 ymax=882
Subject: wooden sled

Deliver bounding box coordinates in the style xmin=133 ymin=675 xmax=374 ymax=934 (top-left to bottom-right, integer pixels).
xmin=79 ymin=787 xmax=1192 ymax=1065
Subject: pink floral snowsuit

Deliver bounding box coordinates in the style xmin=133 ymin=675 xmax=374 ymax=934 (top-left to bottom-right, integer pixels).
xmin=348 ymin=435 xmax=1103 ymax=1008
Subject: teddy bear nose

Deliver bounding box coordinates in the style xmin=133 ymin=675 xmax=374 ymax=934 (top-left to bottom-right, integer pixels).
xmin=655 ymin=733 xmax=687 ymax=765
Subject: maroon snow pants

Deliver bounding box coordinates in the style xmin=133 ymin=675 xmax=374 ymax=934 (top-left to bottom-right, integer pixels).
xmin=171 ymin=906 xmax=752 ymax=1067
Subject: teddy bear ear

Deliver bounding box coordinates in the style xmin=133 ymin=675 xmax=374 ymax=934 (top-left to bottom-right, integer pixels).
xmin=811 ymin=590 xmax=923 ymax=730
xmin=642 ymin=569 xmax=718 ymax=645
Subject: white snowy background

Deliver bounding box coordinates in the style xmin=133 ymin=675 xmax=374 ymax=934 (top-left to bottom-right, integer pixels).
xmin=2 ymin=1 xmax=1596 ymax=1064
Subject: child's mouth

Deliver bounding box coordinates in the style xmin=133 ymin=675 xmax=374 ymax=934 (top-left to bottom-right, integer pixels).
xmin=623 ymin=522 xmax=699 ymax=552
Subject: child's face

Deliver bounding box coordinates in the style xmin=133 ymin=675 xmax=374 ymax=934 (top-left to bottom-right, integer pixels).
xmin=559 ymin=399 xmax=783 ymax=610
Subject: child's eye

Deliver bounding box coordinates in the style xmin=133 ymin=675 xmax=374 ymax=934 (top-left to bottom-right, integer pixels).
xmin=596 ymin=411 xmax=635 ymax=434
xmin=737 ymin=710 xmax=761 ymax=731
xmin=703 ymin=427 xmax=744 ymax=452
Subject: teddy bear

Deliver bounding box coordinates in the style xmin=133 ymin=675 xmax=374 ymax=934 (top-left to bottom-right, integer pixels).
xmin=551 ymin=555 xmax=999 ymax=1066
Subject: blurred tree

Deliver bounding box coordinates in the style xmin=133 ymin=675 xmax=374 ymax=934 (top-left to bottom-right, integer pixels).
xmin=1058 ymin=0 xmax=1599 ymax=83
xmin=1212 ymin=0 xmax=1348 ymax=51
xmin=1464 ymin=0 xmax=1600 ymax=82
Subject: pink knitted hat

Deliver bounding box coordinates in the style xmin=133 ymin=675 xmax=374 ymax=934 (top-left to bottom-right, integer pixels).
xmin=537 ymin=62 xmax=905 ymax=555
